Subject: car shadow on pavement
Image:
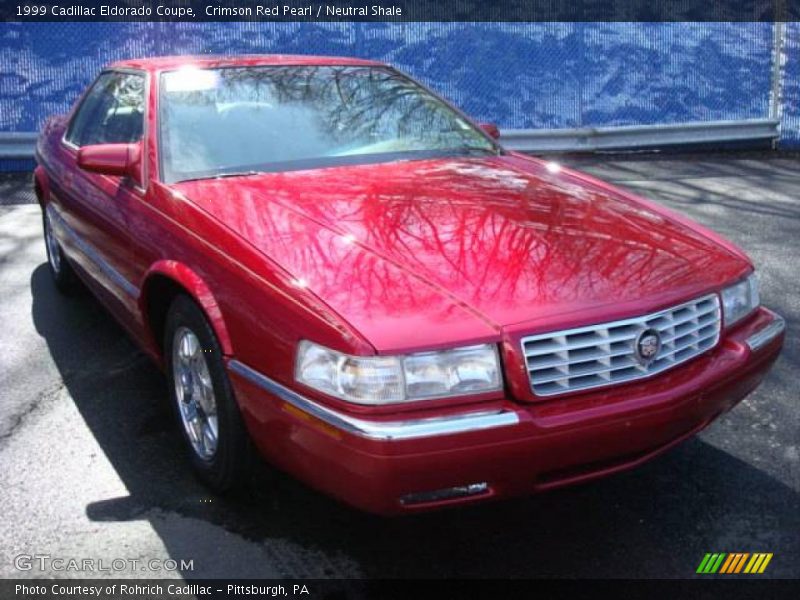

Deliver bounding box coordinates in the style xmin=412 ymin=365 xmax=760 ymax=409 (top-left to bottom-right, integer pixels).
xmin=30 ymin=263 xmax=800 ymax=579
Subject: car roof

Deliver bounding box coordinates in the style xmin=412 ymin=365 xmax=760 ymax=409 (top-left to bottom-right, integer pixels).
xmin=109 ymin=54 xmax=386 ymax=72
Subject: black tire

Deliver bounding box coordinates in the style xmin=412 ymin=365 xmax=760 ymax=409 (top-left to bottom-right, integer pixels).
xmin=164 ymin=295 xmax=253 ymax=492
xmin=42 ymin=209 xmax=77 ymax=293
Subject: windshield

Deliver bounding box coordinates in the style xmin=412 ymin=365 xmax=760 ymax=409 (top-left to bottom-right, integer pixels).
xmin=158 ymin=66 xmax=499 ymax=183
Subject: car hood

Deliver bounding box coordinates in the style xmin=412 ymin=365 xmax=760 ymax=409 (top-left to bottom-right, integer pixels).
xmin=173 ymin=154 xmax=750 ymax=353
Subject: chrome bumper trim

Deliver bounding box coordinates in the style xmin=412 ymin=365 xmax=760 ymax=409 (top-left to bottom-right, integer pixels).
xmin=746 ymin=314 xmax=786 ymax=352
xmin=228 ymin=360 xmax=520 ymax=441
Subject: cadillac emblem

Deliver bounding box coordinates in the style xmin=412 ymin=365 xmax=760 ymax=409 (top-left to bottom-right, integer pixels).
xmin=634 ymin=328 xmax=661 ymax=366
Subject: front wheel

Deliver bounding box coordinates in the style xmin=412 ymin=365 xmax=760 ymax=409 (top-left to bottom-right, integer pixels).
xmin=43 ymin=208 xmax=77 ymax=293
xmin=164 ymin=295 xmax=253 ymax=492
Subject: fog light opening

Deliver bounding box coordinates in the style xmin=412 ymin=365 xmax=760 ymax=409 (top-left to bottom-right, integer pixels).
xmin=399 ymin=482 xmax=489 ymax=506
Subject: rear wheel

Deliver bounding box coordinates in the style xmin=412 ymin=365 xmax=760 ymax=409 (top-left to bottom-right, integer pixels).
xmin=42 ymin=208 xmax=77 ymax=293
xmin=164 ymin=295 xmax=252 ymax=491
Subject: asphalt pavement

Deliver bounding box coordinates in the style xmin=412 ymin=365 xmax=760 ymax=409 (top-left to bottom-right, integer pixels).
xmin=0 ymin=152 xmax=797 ymax=579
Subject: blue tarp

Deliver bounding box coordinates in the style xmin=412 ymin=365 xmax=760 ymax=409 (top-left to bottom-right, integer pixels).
xmin=0 ymin=22 xmax=796 ymax=162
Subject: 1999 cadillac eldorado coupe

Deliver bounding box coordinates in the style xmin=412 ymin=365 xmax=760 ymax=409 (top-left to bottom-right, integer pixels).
xmin=34 ymin=55 xmax=785 ymax=514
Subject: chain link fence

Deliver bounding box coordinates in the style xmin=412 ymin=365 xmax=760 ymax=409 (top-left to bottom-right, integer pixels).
xmin=779 ymin=22 xmax=800 ymax=146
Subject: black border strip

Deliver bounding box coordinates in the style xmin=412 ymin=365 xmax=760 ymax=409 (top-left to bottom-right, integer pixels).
xmin=3 ymin=0 xmax=800 ymax=23
xmin=3 ymin=579 xmax=800 ymax=600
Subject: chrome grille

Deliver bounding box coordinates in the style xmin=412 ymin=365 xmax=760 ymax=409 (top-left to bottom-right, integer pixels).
xmin=521 ymin=294 xmax=721 ymax=396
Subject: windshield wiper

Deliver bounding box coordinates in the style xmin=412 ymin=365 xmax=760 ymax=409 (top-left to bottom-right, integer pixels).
xmin=457 ymin=145 xmax=501 ymax=156
xmin=175 ymin=170 xmax=264 ymax=184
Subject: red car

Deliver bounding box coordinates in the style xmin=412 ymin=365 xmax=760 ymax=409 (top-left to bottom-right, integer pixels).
xmin=34 ymin=55 xmax=785 ymax=515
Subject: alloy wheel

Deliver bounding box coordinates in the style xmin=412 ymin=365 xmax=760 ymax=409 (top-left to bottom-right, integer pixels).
xmin=44 ymin=211 xmax=61 ymax=274
xmin=172 ymin=326 xmax=219 ymax=460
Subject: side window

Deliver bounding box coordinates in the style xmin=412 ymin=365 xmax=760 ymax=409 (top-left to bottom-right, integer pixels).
xmin=66 ymin=72 xmax=145 ymax=147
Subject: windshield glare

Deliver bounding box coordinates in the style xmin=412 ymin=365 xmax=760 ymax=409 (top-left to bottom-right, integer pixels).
xmin=159 ymin=66 xmax=497 ymax=183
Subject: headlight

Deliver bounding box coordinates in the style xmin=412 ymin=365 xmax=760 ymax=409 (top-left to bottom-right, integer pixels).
xmin=295 ymin=341 xmax=502 ymax=405
xmin=721 ymin=273 xmax=760 ymax=328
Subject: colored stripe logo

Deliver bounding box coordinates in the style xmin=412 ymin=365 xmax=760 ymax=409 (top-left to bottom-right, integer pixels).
xmin=697 ymin=553 xmax=773 ymax=574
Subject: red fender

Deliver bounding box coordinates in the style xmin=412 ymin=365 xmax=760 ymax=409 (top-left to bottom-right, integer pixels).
xmin=140 ymin=260 xmax=234 ymax=356
xmin=33 ymin=165 xmax=51 ymax=206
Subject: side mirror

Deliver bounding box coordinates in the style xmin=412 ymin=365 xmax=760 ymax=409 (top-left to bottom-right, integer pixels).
xmin=479 ymin=122 xmax=501 ymax=140
xmin=77 ymin=142 xmax=142 ymax=185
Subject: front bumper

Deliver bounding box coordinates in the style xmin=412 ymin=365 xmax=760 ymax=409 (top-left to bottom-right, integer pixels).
xmin=229 ymin=307 xmax=784 ymax=515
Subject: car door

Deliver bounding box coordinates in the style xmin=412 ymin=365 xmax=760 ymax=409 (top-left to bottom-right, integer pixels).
xmin=56 ymin=70 xmax=146 ymax=320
